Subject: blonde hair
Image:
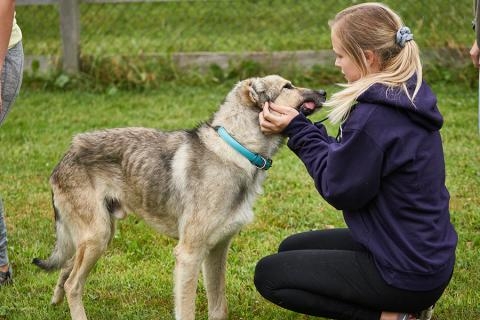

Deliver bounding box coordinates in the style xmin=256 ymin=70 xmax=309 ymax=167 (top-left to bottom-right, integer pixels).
xmin=325 ymin=2 xmax=422 ymax=124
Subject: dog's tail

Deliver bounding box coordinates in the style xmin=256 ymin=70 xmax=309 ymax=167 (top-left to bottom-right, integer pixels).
xmin=32 ymin=193 xmax=75 ymax=272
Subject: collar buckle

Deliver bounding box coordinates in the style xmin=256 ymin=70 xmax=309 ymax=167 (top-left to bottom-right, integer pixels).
xmin=214 ymin=126 xmax=272 ymax=171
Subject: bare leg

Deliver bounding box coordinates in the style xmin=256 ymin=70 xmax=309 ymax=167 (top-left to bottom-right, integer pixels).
xmin=381 ymin=311 xmax=415 ymax=320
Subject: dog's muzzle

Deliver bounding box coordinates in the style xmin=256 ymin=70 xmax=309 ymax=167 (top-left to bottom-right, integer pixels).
xmin=299 ymin=89 xmax=327 ymax=116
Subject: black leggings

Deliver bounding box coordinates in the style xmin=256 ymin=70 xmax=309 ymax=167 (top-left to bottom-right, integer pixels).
xmin=254 ymin=229 xmax=449 ymax=320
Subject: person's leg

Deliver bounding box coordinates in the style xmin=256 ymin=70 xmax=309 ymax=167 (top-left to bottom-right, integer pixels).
xmin=0 ymin=41 xmax=24 ymax=124
xmin=0 ymin=41 xmax=24 ymax=285
xmin=0 ymin=198 xmax=9 ymax=269
xmin=255 ymin=246 xmax=381 ymax=320
xmin=0 ymin=198 xmax=12 ymax=285
xmin=278 ymin=228 xmax=364 ymax=252
xmin=254 ymin=229 xmax=448 ymax=320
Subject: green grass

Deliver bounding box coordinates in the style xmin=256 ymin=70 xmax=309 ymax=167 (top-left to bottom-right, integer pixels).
xmin=5 ymin=1 xmax=479 ymax=318
xmin=16 ymin=0 xmax=474 ymax=56
xmin=0 ymin=79 xmax=479 ymax=319
xmin=18 ymin=0 xmax=477 ymax=92
xmin=17 ymin=0 xmax=477 ymax=93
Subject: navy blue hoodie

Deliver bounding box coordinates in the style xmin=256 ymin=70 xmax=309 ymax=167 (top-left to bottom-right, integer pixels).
xmin=283 ymin=79 xmax=457 ymax=291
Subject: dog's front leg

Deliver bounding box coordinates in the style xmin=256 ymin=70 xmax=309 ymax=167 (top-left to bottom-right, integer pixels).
xmin=174 ymin=242 xmax=207 ymax=320
xmin=202 ymin=237 xmax=232 ymax=320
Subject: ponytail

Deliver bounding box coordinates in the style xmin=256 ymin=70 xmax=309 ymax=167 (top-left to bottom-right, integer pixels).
xmin=325 ymin=3 xmax=423 ymax=124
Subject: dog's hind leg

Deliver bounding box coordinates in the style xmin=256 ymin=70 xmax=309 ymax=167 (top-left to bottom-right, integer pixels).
xmin=202 ymin=237 xmax=232 ymax=320
xmin=64 ymin=239 xmax=109 ymax=320
xmin=64 ymin=218 xmax=113 ymax=320
xmin=51 ymin=257 xmax=74 ymax=305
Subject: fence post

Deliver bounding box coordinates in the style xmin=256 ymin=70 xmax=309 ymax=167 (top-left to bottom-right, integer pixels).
xmin=59 ymin=0 xmax=80 ymax=73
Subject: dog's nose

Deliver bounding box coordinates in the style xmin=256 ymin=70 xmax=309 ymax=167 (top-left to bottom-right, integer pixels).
xmin=317 ymin=89 xmax=327 ymax=97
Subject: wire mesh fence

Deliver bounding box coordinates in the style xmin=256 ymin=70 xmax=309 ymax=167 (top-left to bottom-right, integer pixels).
xmin=16 ymin=0 xmax=475 ymax=81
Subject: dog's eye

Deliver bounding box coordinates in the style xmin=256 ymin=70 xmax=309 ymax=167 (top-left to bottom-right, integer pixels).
xmin=283 ymin=83 xmax=294 ymax=90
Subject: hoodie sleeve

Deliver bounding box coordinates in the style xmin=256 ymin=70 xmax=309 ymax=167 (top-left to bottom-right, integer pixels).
xmin=284 ymin=113 xmax=384 ymax=210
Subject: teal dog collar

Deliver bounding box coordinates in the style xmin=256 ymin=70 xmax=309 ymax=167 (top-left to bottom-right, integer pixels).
xmin=215 ymin=126 xmax=272 ymax=170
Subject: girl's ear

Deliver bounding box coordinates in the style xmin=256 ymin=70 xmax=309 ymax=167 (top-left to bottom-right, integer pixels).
xmin=364 ymin=50 xmax=380 ymax=72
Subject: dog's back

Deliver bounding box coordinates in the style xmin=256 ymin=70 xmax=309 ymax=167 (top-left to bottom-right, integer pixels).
xmin=41 ymin=125 xmax=264 ymax=267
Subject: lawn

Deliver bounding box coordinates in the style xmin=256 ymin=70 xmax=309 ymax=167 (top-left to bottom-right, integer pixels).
xmin=17 ymin=0 xmax=473 ymax=56
xmin=3 ymin=0 xmax=479 ymax=318
xmin=0 ymin=78 xmax=479 ymax=319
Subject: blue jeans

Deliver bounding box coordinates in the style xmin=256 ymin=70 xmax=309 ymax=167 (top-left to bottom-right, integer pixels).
xmin=0 ymin=41 xmax=24 ymax=267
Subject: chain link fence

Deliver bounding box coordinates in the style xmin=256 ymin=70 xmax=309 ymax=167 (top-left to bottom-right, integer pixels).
xmin=16 ymin=0 xmax=476 ymax=85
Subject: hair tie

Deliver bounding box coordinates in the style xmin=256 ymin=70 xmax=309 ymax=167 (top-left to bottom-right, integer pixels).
xmin=396 ymin=26 xmax=413 ymax=48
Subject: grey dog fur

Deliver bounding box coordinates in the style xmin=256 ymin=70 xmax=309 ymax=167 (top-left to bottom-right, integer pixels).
xmin=33 ymin=75 xmax=325 ymax=320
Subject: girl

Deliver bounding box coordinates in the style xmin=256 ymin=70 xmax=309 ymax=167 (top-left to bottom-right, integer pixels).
xmin=254 ymin=3 xmax=457 ymax=320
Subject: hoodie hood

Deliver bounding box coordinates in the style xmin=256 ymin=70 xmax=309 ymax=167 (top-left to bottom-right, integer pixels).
xmin=356 ymin=76 xmax=443 ymax=131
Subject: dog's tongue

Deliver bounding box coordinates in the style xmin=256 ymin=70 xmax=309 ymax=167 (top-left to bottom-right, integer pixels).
xmin=303 ymin=101 xmax=316 ymax=111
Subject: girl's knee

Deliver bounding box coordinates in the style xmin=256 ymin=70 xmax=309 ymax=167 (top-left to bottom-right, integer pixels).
xmin=253 ymin=255 xmax=277 ymax=298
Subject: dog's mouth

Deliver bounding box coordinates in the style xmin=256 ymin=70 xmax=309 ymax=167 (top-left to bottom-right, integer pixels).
xmin=298 ymin=90 xmax=327 ymax=116
xmin=299 ymin=101 xmax=319 ymax=116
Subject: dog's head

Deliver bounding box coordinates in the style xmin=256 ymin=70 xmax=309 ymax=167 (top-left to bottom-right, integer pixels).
xmin=240 ymin=75 xmax=326 ymax=116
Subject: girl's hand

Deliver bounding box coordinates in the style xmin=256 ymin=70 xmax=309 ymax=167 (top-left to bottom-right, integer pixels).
xmin=0 ymin=82 xmax=3 ymax=115
xmin=259 ymin=102 xmax=299 ymax=134
xmin=470 ymin=40 xmax=480 ymax=68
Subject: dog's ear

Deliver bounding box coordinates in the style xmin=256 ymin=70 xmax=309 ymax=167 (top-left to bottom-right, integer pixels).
xmin=247 ymin=78 xmax=270 ymax=107
xmin=248 ymin=83 xmax=260 ymax=103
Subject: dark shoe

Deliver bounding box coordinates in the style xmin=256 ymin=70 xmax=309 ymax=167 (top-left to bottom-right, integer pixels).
xmin=0 ymin=265 xmax=13 ymax=286
xmin=418 ymin=305 xmax=434 ymax=320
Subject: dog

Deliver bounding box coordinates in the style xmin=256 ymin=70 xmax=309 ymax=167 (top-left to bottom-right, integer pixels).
xmin=33 ymin=75 xmax=326 ymax=320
